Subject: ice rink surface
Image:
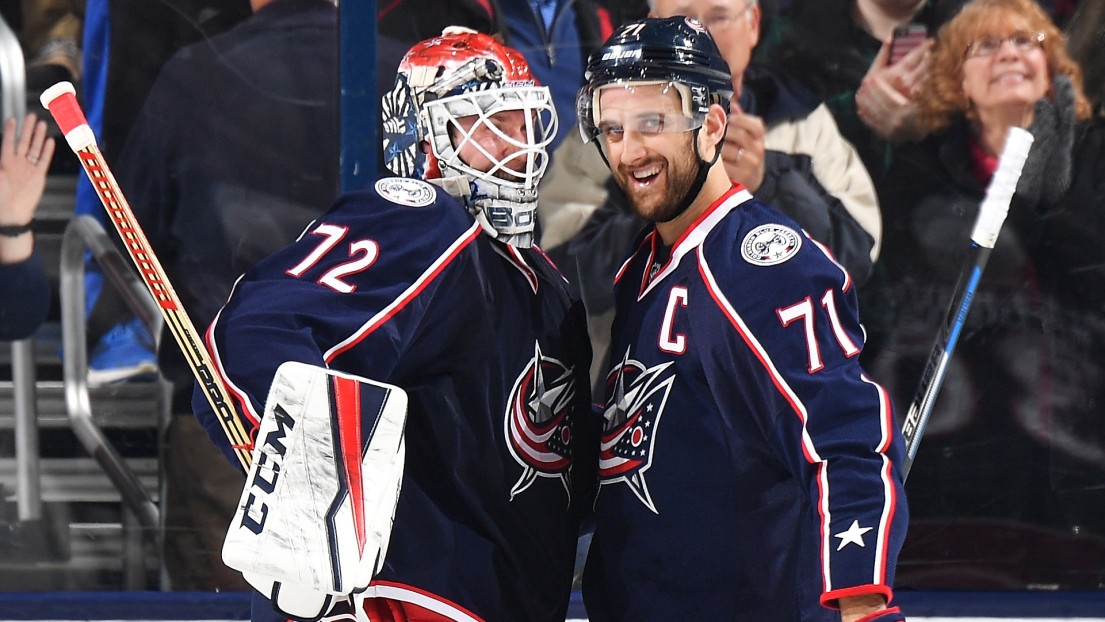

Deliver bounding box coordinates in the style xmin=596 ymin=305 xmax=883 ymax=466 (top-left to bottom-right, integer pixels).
xmin=1 ymin=591 xmax=1104 ymax=621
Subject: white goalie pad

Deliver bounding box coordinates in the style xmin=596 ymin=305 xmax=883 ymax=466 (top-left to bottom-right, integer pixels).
xmin=222 ymin=362 xmax=407 ymax=619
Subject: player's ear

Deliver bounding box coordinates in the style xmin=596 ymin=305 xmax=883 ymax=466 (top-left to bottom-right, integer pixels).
xmin=699 ymin=103 xmax=728 ymax=160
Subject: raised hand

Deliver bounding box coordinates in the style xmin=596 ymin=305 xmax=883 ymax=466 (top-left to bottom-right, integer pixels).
xmin=0 ymin=114 xmax=55 ymax=263
xmin=0 ymin=114 xmax=55 ymax=228
xmin=856 ymin=38 xmax=933 ymax=142
xmin=723 ymin=106 xmax=767 ymax=193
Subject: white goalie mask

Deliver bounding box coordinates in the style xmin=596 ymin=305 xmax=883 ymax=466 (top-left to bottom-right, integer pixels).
xmin=382 ymin=27 xmax=558 ymax=247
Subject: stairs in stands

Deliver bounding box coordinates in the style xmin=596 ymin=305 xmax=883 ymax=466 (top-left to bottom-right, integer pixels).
xmin=0 ymin=168 xmax=168 ymax=591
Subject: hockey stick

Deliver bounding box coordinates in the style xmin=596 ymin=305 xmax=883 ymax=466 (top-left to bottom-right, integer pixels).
xmin=41 ymin=82 xmax=253 ymax=471
xmin=900 ymin=127 xmax=1033 ymax=479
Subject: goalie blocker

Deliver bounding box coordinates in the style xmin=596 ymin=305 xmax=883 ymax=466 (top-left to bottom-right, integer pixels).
xmin=223 ymin=362 xmax=407 ymax=619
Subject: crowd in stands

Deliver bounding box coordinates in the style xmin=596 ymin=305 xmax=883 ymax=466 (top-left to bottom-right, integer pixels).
xmin=2 ymin=0 xmax=1104 ymax=596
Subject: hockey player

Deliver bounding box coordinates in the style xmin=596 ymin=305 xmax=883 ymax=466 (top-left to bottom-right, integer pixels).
xmin=575 ymin=17 xmax=909 ymax=622
xmin=193 ymin=28 xmax=596 ymax=622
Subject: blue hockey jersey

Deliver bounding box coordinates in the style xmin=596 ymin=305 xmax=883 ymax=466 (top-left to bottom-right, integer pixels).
xmin=582 ymin=185 xmax=908 ymax=621
xmin=193 ymin=175 xmax=596 ymax=622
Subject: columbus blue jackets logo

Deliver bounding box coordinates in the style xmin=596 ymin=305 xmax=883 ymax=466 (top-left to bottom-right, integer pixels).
xmin=504 ymin=342 xmax=575 ymax=501
xmin=741 ymin=224 xmax=802 ymax=266
xmin=599 ymin=350 xmax=675 ymax=514
xmin=374 ymin=178 xmax=436 ymax=207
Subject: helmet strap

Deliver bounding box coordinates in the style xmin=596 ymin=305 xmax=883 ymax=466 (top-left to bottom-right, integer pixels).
xmin=662 ymin=127 xmax=723 ymax=225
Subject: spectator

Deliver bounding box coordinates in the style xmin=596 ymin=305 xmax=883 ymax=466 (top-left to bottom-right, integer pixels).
xmin=0 ymin=114 xmax=54 ymax=341
xmin=576 ymin=17 xmax=908 ymax=621
xmin=21 ymin=0 xmax=83 ymax=91
xmin=569 ymin=0 xmax=881 ymax=386
xmin=76 ymin=0 xmax=251 ymax=386
xmin=756 ymin=0 xmax=969 ymax=178
xmin=113 ymin=0 xmax=338 ymax=591
xmin=860 ymin=0 xmax=1105 ymax=588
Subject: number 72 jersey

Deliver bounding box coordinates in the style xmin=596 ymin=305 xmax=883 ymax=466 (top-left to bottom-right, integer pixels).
xmin=583 ymin=185 xmax=909 ymax=622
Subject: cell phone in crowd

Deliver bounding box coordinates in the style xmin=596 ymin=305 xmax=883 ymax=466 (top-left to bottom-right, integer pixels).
xmin=889 ymin=23 xmax=928 ymax=65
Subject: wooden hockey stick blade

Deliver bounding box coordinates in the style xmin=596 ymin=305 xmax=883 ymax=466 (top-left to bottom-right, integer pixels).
xmin=41 ymin=81 xmax=254 ymax=471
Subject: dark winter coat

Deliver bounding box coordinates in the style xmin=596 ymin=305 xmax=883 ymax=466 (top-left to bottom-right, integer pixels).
xmin=859 ymin=89 xmax=1105 ymax=588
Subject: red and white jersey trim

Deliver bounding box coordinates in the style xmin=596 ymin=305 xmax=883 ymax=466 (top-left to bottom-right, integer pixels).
xmin=636 ymin=185 xmax=753 ymax=301
xmin=359 ymin=581 xmax=486 ymax=622
xmin=206 ymin=289 xmax=261 ymax=429
xmin=865 ymin=373 xmax=897 ymax=585
xmin=325 ymin=222 xmax=481 ymax=362
xmin=498 ymin=243 xmax=539 ymax=294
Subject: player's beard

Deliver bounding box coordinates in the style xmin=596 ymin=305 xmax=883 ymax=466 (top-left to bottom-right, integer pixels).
xmin=613 ymin=133 xmax=701 ymax=224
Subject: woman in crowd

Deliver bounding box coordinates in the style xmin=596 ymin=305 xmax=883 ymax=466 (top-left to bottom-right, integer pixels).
xmin=860 ymin=0 xmax=1105 ymax=589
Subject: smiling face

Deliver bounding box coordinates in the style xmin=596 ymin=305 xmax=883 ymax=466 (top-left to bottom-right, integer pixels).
xmin=960 ymin=14 xmax=1050 ymax=122
xmin=597 ymin=83 xmax=706 ymax=223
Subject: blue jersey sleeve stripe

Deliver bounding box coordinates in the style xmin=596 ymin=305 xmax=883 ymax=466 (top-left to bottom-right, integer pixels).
xmin=324 ymin=222 xmax=481 ymax=363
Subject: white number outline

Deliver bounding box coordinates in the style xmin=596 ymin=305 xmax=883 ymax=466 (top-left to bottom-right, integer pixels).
xmin=286 ymin=223 xmax=380 ymax=293
xmin=319 ymin=240 xmax=380 ymax=294
xmin=776 ymin=289 xmax=859 ymax=373
xmin=286 ymin=224 xmax=348 ymax=277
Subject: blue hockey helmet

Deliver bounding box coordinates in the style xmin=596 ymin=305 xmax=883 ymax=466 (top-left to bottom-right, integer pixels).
xmin=576 ymin=16 xmax=733 ymax=146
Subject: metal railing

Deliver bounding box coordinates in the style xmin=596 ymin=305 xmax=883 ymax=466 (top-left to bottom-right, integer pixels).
xmin=61 ymin=215 xmax=164 ymax=537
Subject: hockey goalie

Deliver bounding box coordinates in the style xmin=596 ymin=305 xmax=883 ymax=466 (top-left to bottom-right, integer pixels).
xmin=192 ymin=25 xmax=595 ymax=622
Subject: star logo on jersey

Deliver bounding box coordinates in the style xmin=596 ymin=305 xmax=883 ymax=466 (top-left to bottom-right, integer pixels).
xmin=834 ymin=519 xmax=874 ymax=551
xmin=504 ymin=342 xmax=576 ymax=501
xmin=599 ymin=350 xmax=675 ymax=514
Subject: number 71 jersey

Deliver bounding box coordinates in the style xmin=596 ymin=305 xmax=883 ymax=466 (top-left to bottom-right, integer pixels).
xmin=584 ymin=185 xmax=909 ymax=621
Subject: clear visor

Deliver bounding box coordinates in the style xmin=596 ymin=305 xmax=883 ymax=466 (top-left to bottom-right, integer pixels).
xmin=424 ymin=86 xmax=557 ymax=191
xmin=577 ymin=81 xmax=705 ymax=148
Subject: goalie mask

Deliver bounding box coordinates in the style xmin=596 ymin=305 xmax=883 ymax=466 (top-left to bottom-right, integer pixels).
xmin=382 ymin=27 xmax=557 ymax=248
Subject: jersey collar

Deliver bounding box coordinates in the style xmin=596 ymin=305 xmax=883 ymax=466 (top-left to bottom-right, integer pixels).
xmin=636 ymin=184 xmax=753 ymax=300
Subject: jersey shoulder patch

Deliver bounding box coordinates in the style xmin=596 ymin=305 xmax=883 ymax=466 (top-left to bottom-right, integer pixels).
xmin=740 ymin=223 xmax=802 ymax=266
xmin=373 ymin=177 xmax=437 ymax=207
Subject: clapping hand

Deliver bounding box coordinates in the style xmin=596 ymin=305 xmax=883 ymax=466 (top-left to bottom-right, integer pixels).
xmin=856 ymin=37 xmax=933 ymax=142
xmin=722 ymin=105 xmax=767 ymax=193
